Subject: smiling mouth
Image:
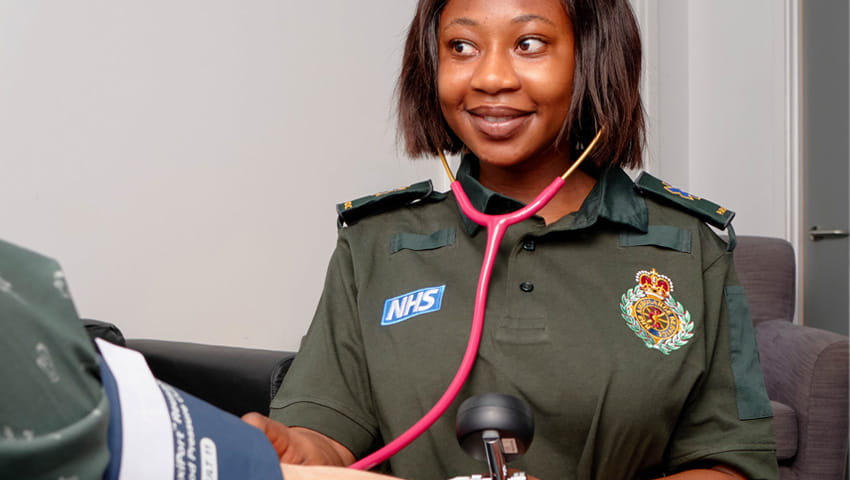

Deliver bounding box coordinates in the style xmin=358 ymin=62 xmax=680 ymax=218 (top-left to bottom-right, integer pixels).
xmin=467 ymin=108 xmax=533 ymax=140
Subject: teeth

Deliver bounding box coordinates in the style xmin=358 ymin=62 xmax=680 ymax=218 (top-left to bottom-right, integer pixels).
xmin=483 ymin=116 xmax=513 ymax=123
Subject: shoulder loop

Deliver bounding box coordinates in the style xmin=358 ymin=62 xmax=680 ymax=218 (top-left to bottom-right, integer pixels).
xmin=336 ymin=180 xmax=442 ymax=228
xmin=635 ymin=172 xmax=736 ymax=231
xmin=725 ymin=224 xmax=737 ymax=252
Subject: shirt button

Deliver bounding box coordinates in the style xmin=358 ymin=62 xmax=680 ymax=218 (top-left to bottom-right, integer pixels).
xmin=522 ymin=239 xmax=536 ymax=251
xmin=519 ymin=281 xmax=534 ymax=293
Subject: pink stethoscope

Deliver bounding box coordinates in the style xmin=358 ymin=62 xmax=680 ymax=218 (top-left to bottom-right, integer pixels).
xmin=350 ymin=129 xmax=605 ymax=471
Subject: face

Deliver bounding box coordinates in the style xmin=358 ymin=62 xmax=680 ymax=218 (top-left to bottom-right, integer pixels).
xmin=437 ymin=0 xmax=575 ymax=173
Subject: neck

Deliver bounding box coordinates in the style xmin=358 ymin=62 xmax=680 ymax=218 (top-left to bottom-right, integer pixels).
xmin=477 ymin=155 xmax=597 ymax=225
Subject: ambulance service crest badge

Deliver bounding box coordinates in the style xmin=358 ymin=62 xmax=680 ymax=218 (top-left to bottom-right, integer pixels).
xmin=619 ymin=269 xmax=694 ymax=355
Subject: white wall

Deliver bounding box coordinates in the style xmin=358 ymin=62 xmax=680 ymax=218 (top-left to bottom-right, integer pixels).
xmin=637 ymin=0 xmax=796 ymax=241
xmin=0 ymin=0 xmax=439 ymax=350
xmin=1 ymin=1 xmax=797 ymax=350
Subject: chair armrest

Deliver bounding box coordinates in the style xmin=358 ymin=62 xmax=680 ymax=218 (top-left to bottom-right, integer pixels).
xmin=755 ymin=320 xmax=849 ymax=478
xmin=126 ymin=339 xmax=296 ymax=417
xmin=82 ymin=318 xmax=127 ymax=346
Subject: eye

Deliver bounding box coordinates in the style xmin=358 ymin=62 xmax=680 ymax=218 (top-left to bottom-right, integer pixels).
xmin=517 ymin=37 xmax=546 ymax=54
xmin=449 ymin=40 xmax=478 ymax=57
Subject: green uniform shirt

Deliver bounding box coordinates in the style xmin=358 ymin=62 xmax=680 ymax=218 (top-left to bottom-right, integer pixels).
xmin=0 ymin=240 xmax=110 ymax=479
xmin=272 ymin=157 xmax=778 ymax=480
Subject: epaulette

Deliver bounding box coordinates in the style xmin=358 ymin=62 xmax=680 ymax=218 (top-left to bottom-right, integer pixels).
xmin=336 ymin=180 xmax=445 ymax=228
xmin=635 ymin=172 xmax=735 ymax=229
xmin=635 ymin=172 xmax=738 ymax=251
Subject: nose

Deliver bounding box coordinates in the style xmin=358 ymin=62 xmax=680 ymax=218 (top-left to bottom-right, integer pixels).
xmin=469 ymin=49 xmax=520 ymax=95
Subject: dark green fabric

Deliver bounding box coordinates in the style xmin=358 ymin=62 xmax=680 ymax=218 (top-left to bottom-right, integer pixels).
xmin=456 ymin=155 xmax=648 ymax=236
xmin=726 ymin=223 xmax=738 ymax=252
xmin=636 ymin=172 xmax=736 ymax=230
xmin=272 ymin=160 xmax=777 ymax=480
xmin=724 ymin=285 xmax=774 ymax=420
xmin=0 ymin=395 xmax=110 ymax=480
xmin=620 ymin=225 xmax=693 ymax=253
xmin=336 ymin=180 xmax=438 ymax=228
xmin=390 ymin=228 xmax=456 ymax=254
xmin=0 ymin=239 xmax=110 ymax=480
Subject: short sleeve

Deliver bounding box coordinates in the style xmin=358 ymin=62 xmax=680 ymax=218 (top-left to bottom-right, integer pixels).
xmin=269 ymin=232 xmax=381 ymax=457
xmin=665 ymin=248 xmax=778 ymax=479
xmin=0 ymin=240 xmax=110 ymax=480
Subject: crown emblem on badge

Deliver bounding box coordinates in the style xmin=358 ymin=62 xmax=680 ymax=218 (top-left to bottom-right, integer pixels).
xmin=638 ymin=270 xmax=672 ymax=297
xmin=619 ymin=269 xmax=694 ymax=355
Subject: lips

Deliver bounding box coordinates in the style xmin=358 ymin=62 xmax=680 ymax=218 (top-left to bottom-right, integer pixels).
xmin=467 ymin=106 xmax=533 ymax=140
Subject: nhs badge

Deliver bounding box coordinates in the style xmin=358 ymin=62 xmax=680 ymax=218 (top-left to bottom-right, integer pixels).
xmin=381 ymin=285 xmax=445 ymax=326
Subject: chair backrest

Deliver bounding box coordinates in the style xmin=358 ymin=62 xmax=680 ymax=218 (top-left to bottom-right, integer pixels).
xmin=732 ymin=235 xmax=796 ymax=326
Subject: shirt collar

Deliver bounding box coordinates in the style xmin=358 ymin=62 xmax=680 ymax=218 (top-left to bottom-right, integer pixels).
xmin=454 ymin=154 xmax=648 ymax=236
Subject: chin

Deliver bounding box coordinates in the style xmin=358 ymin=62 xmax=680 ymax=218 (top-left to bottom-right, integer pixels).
xmin=478 ymin=148 xmax=553 ymax=173
xmin=468 ymin=144 xmax=527 ymax=166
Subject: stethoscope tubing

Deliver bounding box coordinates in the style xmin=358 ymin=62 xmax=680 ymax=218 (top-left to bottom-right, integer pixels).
xmin=350 ymin=177 xmax=565 ymax=470
xmin=350 ymin=129 xmax=603 ymax=471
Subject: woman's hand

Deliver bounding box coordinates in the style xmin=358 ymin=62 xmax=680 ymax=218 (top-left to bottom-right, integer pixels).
xmin=242 ymin=412 xmax=356 ymax=466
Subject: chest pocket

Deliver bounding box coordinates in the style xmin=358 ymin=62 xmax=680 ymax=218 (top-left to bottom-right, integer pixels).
xmin=390 ymin=228 xmax=456 ymax=253
xmin=495 ymin=316 xmax=549 ymax=344
xmin=619 ymin=225 xmax=692 ymax=253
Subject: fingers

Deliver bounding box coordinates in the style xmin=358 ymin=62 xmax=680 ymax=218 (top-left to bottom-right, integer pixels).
xmin=241 ymin=411 xmax=270 ymax=429
xmin=241 ymin=412 xmax=293 ymax=461
xmin=241 ymin=413 xmax=355 ymax=466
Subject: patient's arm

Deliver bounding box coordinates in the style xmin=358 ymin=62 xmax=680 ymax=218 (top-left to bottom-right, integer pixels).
xmin=281 ymin=465 xmax=403 ymax=480
xmin=242 ymin=412 xmax=355 ymax=466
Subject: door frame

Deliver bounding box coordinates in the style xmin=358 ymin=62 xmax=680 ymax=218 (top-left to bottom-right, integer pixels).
xmin=785 ymin=0 xmax=803 ymax=324
xmin=633 ymin=0 xmax=804 ymax=323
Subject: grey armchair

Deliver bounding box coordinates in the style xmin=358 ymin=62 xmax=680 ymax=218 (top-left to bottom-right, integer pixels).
xmin=734 ymin=236 xmax=849 ymax=480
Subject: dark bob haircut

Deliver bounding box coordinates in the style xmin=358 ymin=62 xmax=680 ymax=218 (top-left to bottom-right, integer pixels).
xmin=397 ymin=0 xmax=646 ymax=170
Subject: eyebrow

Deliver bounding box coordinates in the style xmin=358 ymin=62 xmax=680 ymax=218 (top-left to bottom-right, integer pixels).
xmin=443 ymin=14 xmax=555 ymax=30
xmin=444 ymin=17 xmax=478 ymax=28
xmin=512 ymin=14 xmax=555 ymax=26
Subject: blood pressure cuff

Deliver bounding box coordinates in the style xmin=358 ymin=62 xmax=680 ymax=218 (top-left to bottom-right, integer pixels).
xmin=0 ymin=238 xmax=282 ymax=480
xmin=97 ymin=338 xmax=284 ymax=480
